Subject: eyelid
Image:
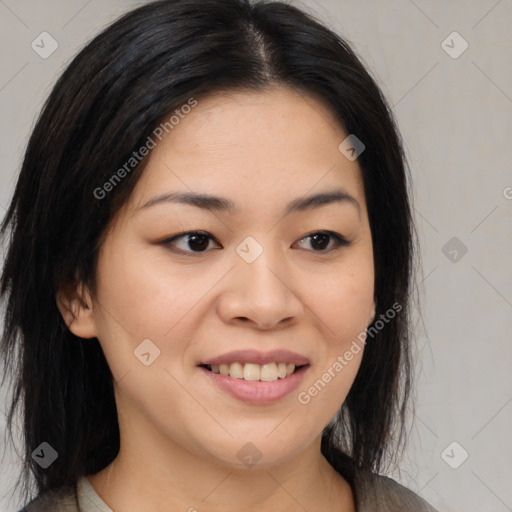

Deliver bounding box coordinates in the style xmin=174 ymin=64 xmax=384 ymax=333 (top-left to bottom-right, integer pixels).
xmin=161 ymin=231 xmax=221 ymax=254
xmin=297 ymin=230 xmax=351 ymax=249
xmin=161 ymin=229 xmax=350 ymax=255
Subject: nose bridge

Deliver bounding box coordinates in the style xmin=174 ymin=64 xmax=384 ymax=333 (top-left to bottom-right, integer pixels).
xmin=216 ymin=230 xmax=305 ymax=329
xmin=229 ymin=232 xmax=304 ymax=323
xmin=234 ymin=234 xmax=288 ymax=296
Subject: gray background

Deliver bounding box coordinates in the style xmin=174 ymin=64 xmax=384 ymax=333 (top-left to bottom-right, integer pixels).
xmin=1 ymin=1 xmax=511 ymax=511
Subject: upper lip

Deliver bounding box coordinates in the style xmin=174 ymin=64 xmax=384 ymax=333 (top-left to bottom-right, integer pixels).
xmin=199 ymin=349 xmax=310 ymax=367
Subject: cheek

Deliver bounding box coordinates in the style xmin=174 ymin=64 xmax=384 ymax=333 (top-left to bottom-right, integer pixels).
xmin=296 ymin=266 xmax=371 ymax=421
xmin=310 ymin=258 xmax=374 ymax=341
xmin=90 ymin=244 xmax=189 ymax=379
xmin=94 ymin=242 xmax=194 ymax=337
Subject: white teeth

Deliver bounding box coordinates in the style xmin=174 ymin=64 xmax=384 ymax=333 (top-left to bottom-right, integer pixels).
xmin=243 ymin=363 xmax=260 ymax=381
xmin=260 ymin=363 xmax=278 ymax=382
xmin=277 ymin=362 xmax=287 ymax=379
xmin=208 ymin=361 xmax=299 ymax=380
xmin=229 ymin=362 xmax=244 ymax=379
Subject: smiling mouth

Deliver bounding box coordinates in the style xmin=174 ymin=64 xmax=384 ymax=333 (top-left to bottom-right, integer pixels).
xmin=199 ymin=362 xmax=308 ymax=381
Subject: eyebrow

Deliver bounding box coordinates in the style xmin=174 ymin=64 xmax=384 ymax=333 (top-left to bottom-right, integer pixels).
xmin=137 ymin=189 xmax=361 ymax=216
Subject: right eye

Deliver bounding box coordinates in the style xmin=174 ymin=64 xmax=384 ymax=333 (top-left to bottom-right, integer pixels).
xmin=161 ymin=231 xmax=221 ymax=254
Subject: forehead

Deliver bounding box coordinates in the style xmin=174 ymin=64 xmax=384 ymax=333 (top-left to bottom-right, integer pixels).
xmin=125 ymin=87 xmax=366 ymax=217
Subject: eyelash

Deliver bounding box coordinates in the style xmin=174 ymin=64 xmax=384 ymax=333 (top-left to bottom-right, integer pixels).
xmin=161 ymin=230 xmax=350 ymax=255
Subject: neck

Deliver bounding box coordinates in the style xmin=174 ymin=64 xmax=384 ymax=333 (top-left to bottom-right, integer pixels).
xmin=88 ymin=430 xmax=355 ymax=512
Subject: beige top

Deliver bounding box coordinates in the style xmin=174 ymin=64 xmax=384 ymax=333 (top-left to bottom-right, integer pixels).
xmin=23 ymin=473 xmax=439 ymax=511
xmin=77 ymin=477 xmax=113 ymax=512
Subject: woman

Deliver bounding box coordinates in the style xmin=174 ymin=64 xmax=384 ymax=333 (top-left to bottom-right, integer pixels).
xmin=0 ymin=0 xmax=439 ymax=510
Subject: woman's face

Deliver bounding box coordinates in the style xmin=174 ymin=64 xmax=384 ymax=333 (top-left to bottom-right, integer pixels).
xmin=70 ymin=86 xmax=375 ymax=470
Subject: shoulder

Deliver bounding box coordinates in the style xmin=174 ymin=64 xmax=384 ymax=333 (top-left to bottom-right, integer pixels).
xmin=352 ymin=468 xmax=439 ymax=512
xmin=17 ymin=483 xmax=79 ymax=512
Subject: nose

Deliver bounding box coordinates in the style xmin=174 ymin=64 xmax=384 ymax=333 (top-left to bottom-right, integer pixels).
xmin=217 ymin=243 xmax=304 ymax=330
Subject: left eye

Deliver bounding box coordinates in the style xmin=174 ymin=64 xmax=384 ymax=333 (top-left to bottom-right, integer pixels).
xmin=163 ymin=230 xmax=349 ymax=254
xmin=296 ymin=231 xmax=350 ymax=252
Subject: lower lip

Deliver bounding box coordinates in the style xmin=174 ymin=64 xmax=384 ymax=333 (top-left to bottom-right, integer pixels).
xmin=198 ymin=365 xmax=309 ymax=404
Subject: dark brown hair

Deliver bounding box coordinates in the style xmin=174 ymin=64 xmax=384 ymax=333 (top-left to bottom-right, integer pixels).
xmin=1 ymin=0 xmax=417 ymax=506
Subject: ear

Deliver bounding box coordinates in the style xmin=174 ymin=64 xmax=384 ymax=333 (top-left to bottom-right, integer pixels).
xmin=56 ymin=282 xmax=97 ymax=339
xmin=369 ymin=300 xmax=376 ymax=325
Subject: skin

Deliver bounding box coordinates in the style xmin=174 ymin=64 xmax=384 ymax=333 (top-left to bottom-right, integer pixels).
xmin=57 ymin=86 xmax=375 ymax=512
